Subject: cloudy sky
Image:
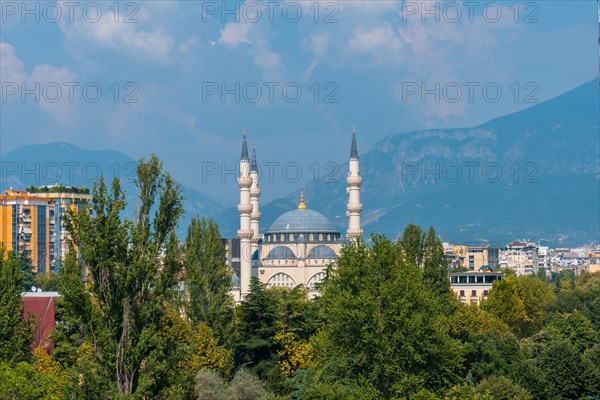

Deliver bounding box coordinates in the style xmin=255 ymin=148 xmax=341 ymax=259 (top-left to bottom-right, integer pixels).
xmin=0 ymin=0 xmax=597 ymax=203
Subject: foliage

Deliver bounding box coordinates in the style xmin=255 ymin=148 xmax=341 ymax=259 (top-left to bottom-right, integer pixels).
xmin=26 ymin=185 xmax=90 ymax=194
xmin=0 ymin=361 xmax=63 ymax=400
xmin=17 ymin=250 xmax=36 ymax=292
xmin=398 ymin=224 xmax=454 ymax=308
xmin=0 ymin=248 xmax=33 ymax=364
xmin=317 ymin=235 xmax=463 ymax=399
xmin=194 ymin=369 xmax=272 ymax=400
xmin=34 ymin=271 xmax=59 ymax=291
xmin=475 ymin=376 xmax=531 ymax=400
xmin=58 ymin=154 xmax=185 ymax=396
xmin=481 ymin=274 xmax=553 ymax=338
xmin=551 ymin=272 xmax=600 ymax=331
xmin=185 ymin=216 xmax=234 ymax=344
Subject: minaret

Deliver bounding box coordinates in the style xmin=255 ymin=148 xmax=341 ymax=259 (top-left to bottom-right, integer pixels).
xmin=346 ymin=126 xmax=363 ymax=241
xmin=249 ymin=143 xmax=261 ymax=270
xmin=238 ymin=128 xmax=253 ymax=296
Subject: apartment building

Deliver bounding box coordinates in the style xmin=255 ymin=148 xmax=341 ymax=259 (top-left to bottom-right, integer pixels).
xmin=452 ymin=244 xmax=499 ymax=271
xmin=499 ymin=241 xmax=539 ymax=275
xmin=0 ymin=187 xmax=92 ymax=273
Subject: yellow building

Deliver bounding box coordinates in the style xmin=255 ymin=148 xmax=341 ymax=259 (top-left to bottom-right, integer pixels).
xmin=452 ymin=244 xmax=499 ymax=271
xmin=0 ymin=187 xmax=92 ymax=273
xmin=449 ymin=271 xmax=504 ymax=305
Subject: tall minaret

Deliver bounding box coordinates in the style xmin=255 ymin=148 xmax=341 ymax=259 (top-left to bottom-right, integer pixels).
xmin=346 ymin=126 xmax=363 ymax=241
xmin=249 ymin=143 xmax=261 ymax=270
xmin=238 ymin=128 xmax=253 ymax=295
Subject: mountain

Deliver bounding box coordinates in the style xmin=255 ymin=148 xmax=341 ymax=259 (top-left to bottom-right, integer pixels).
xmin=3 ymin=79 xmax=598 ymax=247
xmin=219 ymin=78 xmax=599 ymax=247
xmin=0 ymin=142 xmax=224 ymax=236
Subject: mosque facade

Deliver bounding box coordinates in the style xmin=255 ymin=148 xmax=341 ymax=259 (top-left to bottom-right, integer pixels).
xmin=234 ymin=128 xmax=363 ymax=299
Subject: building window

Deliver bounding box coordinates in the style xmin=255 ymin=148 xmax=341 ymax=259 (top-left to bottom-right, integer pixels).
xmin=319 ymin=234 xmax=323 ymax=241
xmin=459 ymin=290 xmax=465 ymax=297
xmin=471 ymin=290 xmax=477 ymax=297
xmin=483 ymin=290 xmax=489 ymax=297
xmin=290 ymin=233 xmax=294 ymax=241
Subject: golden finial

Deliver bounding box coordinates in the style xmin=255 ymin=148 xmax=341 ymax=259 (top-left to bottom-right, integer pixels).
xmin=298 ymin=191 xmax=307 ymax=209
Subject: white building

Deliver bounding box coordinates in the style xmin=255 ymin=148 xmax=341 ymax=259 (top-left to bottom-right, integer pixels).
xmin=233 ymin=127 xmax=363 ymax=300
xmin=499 ymin=241 xmax=539 ymax=275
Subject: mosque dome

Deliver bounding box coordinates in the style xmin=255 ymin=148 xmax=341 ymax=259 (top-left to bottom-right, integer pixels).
xmin=267 ymin=192 xmax=338 ymax=234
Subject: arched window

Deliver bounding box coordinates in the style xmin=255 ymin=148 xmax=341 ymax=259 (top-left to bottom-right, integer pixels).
xmin=307 ymin=245 xmax=337 ymax=260
xmin=319 ymin=234 xmax=323 ymax=241
xmin=309 ymin=233 xmax=314 ymax=241
xmin=307 ymin=272 xmax=326 ymax=290
xmin=267 ymin=273 xmax=296 ymax=288
xmin=266 ymin=246 xmax=296 ymax=260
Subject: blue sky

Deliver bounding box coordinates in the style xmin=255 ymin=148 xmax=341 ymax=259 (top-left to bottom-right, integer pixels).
xmin=0 ymin=0 xmax=597 ymax=203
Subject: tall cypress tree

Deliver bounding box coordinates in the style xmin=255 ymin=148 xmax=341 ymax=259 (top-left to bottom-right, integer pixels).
xmin=0 ymin=248 xmax=33 ymax=364
xmin=185 ymin=216 xmax=234 ymax=344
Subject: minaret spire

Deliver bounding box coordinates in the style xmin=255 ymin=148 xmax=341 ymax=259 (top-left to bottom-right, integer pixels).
xmin=350 ymin=125 xmax=358 ymax=159
xmin=241 ymin=127 xmax=249 ymax=161
xmin=346 ymin=126 xmax=363 ymax=241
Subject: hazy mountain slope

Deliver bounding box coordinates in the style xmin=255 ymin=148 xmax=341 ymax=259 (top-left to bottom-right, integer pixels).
xmin=0 ymin=142 xmax=224 ymax=237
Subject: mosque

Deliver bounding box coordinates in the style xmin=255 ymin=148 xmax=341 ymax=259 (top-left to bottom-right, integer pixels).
xmin=233 ymin=128 xmax=363 ymax=300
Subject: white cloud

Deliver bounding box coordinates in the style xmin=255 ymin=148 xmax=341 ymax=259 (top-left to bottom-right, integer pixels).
xmin=57 ymin=1 xmax=176 ymax=65
xmin=1 ymin=42 xmax=77 ymax=124
xmin=347 ymin=24 xmax=405 ymax=65
xmin=0 ymin=43 xmax=26 ymax=83
xmin=29 ymin=64 xmax=78 ymax=124
xmin=218 ymin=22 xmax=253 ymax=47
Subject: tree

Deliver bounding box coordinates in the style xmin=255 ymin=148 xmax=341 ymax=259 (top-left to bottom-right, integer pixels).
xmin=17 ymin=250 xmax=36 ymax=292
xmin=551 ymin=272 xmax=600 ymax=331
xmin=235 ymin=277 xmax=279 ymax=379
xmin=61 ymin=155 xmax=185 ymax=396
xmin=0 ymin=248 xmax=33 ymax=364
xmin=482 ymin=275 xmax=553 ymax=338
xmin=34 ymin=271 xmax=58 ymax=291
xmin=546 ymin=310 xmax=598 ymax=352
xmin=194 ymin=369 xmax=274 ymax=400
xmin=449 ymin=303 xmax=509 ymax=342
xmin=185 ymin=216 xmax=234 ymax=343
xmin=475 ymin=376 xmax=532 ymax=400
xmin=538 ymin=340 xmax=589 ymax=399
xmin=317 ymin=235 xmax=463 ymax=398
xmin=399 ymin=225 xmax=455 ymax=309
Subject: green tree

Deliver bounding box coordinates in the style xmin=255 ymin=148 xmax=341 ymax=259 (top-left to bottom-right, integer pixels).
xmin=475 ymin=376 xmax=532 ymax=400
xmin=34 ymin=271 xmax=58 ymax=291
xmin=318 ymin=235 xmax=463 ymax=398
xmin=61 ymin=154 xmax=185 ymax=396
xmin=538 ymin=340 xmax=589 ymax=399
xmin=399 ymin=225 xmax=455 ymax=309
xmin=0 ymin=248 xmax=33 ymax=364
xmin=546 ymin=310 xmax=598 ymax=352
xmin=0 ymin=361 xmax=63 ymax=400
xmin=551 ymin=272 xmax=600 ymax=331
xmin=17 ymin=250 xmax=36 ymax=292
xmin=235 ymin=277 xmax=279 ymax=379
xmin=482 ymin=275 xmax=553 ymax=338
xmin=185 ymin=216 xmax=234 ymax=343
